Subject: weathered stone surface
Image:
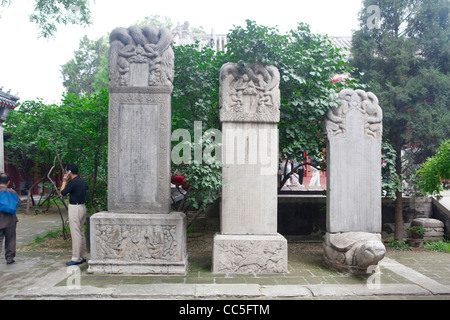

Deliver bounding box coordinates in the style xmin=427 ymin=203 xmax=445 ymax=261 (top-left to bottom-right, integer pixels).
xmin=88 ymin=212 xmax=188 ymax=274
xmin=411 ymin=217 xmax=444 ymax=228
xmin=212 ymin=234 xmax=288 ymax=274
xmin=107 ymin=87 xmax=172 ymax=214
xmin=107 ymin=25 xmax=174 ymax=214
xmin=324 ymin=89 xmax=385 ymax=274
xmin=109 ymin=26 xmax=174 ymax=88
xmin=221 ymin=122 xmax=278 ymax=234
xmin=213 ymin=63 xmax=287 ymax=274
xmin=411 ymin=218 xmax=444 ymax=241
xmin=107 ymin=26 xmax=173 ymax=214
xmin=325 ymin=89 xmax=382 ymax=233
xmin=219 ymin=62 xmax=280 ymax=123
xmin=88 ymin=26 xmax=187 ymax=275
xmin=323 ymin=232 xmax=386 ymax=274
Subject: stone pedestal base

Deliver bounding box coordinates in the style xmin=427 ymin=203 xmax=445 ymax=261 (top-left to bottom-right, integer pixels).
xmin=411 ymin=218 xmax=444 ymax=241
xmin=323 ymin=232 xmax=386 ymax=274
xmin=212 ymin=233 xmax=288 ymax=274
xmin=87 ymin=212 xmax=188 ymax=274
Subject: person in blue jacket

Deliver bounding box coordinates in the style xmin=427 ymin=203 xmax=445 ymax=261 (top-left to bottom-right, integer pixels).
xmin=0 ymin=172 xmax=21 ymax=265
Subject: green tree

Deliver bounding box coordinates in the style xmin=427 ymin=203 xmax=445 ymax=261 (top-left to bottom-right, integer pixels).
xmin=4 ymin=89 xmax=109 ymax=212
xmin=171 ymin=44 xmax=225 ymax=221
xmin=351 ymin=0 xmax=450 ymax=240
xmin=415 ymin=139 xmax=450 ymax=196
xmin=1 ymin=0 xmax=91 ymax=38
xmin=61 ymin=35 xmax=109 ymax=96
xmin=224 ymin=20 xmax=360 ymax=185
xmin=57 ymin=90 xmax=109 ymax=211
xmin=3 ymin=99 xmax=57 ymax=202
xmin=171 ymin=20 xmax=356 ymax=216
xmin=172 ymin=44 xmax=224 ymax=130
xmin=171 ymin=20 xmax=358 ymax=210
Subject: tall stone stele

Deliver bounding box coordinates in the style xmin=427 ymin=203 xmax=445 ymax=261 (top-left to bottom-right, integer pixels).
xmin=323 ymin=89 xmax=386 ymax=274
xmin=88 ymin=26 xmax=188 ymax=274
xmin=212 ymin=62 xmax=288 ymax=274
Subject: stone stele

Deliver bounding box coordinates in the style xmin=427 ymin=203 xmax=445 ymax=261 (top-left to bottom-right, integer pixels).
xmin=212 ymin=62 xmax=288 ymax=274
xmin=323 ymin=89 xmax=386 ymax=274
xmin=88 ymin=26 xmax=187 ymax=274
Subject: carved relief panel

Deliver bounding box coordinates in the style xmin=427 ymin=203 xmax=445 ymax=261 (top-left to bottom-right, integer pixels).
xmin=219 ymin=62 xmax=281 ymax=123
xmin=109 ymin=26 xmax=174 ymax=89
xmin=325 ymin=89 xmax=382 ymax=139
xmin=94 ymin=223 xmax=179 ymax=262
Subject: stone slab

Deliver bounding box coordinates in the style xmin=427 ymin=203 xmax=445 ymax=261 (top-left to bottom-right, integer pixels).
xmin=108 ymin=87 xmax=172 ymax=214
xmin=194 ymin=284 xmax=262 ymax=298
xmin=88 ymin=212 xmax=188 ymax=274
xmin=220 ymin=122 xmax=278 ymax=234
xmin=212 ymin=233 xmax=288 ymax=274
xmin=17 ymin=286 xmax=117 ymax=299
xmin=411 ymin=218 xmax=444 ymax=228
xmin=261 ymin=285 xmax=312 ymax=298
xmin=325 ymin=89 xmax=382 ymax=233
xmin=307 ymin=284 xmax=431 ymax=297
xmin=380 ymin=257 xmax=450 ymax=295
xmin=112 ymin=284 xmax=196 ymax=298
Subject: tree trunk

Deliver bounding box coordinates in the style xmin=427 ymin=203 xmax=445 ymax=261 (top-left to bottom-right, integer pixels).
xmin=394 ymin=190 xmax=404 ymax=240
xmin=25 ymin=177 xmax=47 ymax=214
xmin=394 ymin=144 xmax=404 ymax=240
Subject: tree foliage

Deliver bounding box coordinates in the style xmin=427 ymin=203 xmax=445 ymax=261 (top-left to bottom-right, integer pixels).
xmin=170 ymin=20 xmax=360 ymax=206
xmin=382 ymin=141 xmax=402 ymax=199
xmin=4 ymin=89 xmax=108 ymax=212
xmin=1 ymin=0 xmax=92 ymax=38
xmin=11 ymin=20 xmax=364 ymax=219
xmin=352 ymin=0 xmax=450 ymax=174
xmin=225 ymin=21 xmax=360 ymax=162
xmin=415 ymin=139 xmax=450 ymax=196
xmin=351 ymin=0 xmax=449 ymax=240
xmin=61 ymin=35 xmax=109 ymax=96
xmin=172 ymin=20 xmax=360 ymax=189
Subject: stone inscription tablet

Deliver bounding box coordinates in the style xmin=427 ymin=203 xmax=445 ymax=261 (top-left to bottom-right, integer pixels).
xmin=118 ymin=103 xmax=159 ymax=204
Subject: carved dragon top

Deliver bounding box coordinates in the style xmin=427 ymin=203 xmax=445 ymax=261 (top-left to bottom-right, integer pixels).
xmin=109 ymin=25 xmax=174 ymax=89
xmin=325 ymin=89 xmax=383 ymax=139
xmin=219 ymin=62 xmax=281 ymax=123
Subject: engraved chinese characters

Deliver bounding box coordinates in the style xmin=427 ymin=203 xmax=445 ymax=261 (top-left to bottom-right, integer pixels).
xmin=88 ymin=26 xmax=187 ymax=275
xmin=324 ymin=89 xmax=386 ymax=274
xmin=108 ymin=26 xmax=174 ymax=214
xmin=212 ymin=63 xmax=288 ymax=274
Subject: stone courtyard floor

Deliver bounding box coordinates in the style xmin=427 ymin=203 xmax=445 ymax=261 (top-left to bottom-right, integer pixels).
xmin=1 ymin=210 xmax=449 ymax=303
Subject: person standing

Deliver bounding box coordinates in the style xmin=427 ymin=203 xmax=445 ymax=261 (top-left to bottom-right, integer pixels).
xmin=0 ymin=173 xmax=20 ymax=265
xmin=309 ymin=165 xmax=321 ymax=187
xmin=60 ymin=164 xmax=89 ymax=266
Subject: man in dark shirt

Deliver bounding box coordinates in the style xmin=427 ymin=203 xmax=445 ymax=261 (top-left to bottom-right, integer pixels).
xmin=0 ymin=172 xmax=21 ymax=265
xmin=60 ymin=164 xmax=89 ymax=266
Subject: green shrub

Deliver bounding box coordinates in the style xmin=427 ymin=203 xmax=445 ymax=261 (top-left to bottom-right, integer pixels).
xmin=424 ymin=240 xmax=450 ymax=252
xmin=407 ymin=226 xmax=427 ymax=238
xmin=385 ymin=238 xmax=412 ymax=250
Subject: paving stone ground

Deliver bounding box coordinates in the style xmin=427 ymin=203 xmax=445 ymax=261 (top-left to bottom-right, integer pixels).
xmin=1 ymin=205 xmax=449 ymax=303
